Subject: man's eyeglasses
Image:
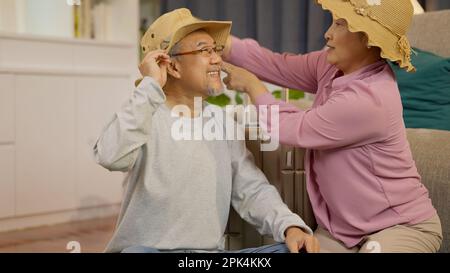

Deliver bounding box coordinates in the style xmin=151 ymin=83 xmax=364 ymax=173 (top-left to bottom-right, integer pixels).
xmin=170 ymin=45 xmax=225 ymax=58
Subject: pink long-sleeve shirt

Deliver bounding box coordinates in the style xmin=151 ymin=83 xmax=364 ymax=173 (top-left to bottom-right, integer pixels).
xmin=227 ymin=37 xmax=436 ymax=247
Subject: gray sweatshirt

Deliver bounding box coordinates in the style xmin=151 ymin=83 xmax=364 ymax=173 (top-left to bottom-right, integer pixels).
xmin=93 ymin=77 xmax=311 ymax=253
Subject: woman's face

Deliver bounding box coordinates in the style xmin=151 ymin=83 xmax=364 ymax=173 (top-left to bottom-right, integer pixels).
xmin=324 ymin=17 xmax=373 ymax=74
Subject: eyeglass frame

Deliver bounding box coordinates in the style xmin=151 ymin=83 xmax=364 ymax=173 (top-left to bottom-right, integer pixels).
xmin=169 ymin=45 xmax=225 ymax=58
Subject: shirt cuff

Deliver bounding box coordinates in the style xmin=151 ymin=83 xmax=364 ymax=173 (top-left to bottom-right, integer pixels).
xmin=277 ymin=216 xmax=314 ymax=242
xmin=254 ymin=92 xmax=278 ymax=106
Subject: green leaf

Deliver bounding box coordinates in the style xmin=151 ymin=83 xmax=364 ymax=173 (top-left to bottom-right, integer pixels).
xmin=272 ymin=90 xmax=282 ymax=99
xmin=235 ymin=92 xmax=244 ymax=105
xmin=288 ymin=89 xmax=305 ymax=100
xmin=206 ymin=94 xmax=231 ymax=107
xmin=271 ymin=89 xmax=305 ymax=100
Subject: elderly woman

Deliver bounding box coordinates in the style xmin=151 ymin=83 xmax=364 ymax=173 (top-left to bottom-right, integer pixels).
xmin=221 ymin=0 xmax=442 ymax=253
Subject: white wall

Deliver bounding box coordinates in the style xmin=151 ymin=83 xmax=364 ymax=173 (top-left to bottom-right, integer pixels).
xmin=24 ymin=0 xmax=74 ymax=38
xmin=0 ymin=0 xmax=140 ymax=43
xmin=0 ymin=33 xmax=138 ymax=231
xmin=411 ymin=0 xmax=425 ymax=14
xmin=0 ymin=74 xmax=15 ymax=219
xmin=0 ymin=0 xmax=25 ymax=33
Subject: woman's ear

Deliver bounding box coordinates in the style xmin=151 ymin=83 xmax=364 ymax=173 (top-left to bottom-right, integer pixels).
xmin=167 ymin=59 xmax=182 ymax=79
xmin=360 ymin=33 xmax=370 ymax=48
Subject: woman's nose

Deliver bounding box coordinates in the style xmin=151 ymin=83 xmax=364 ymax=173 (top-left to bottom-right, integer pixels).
xmin=324 ymin=26 xmax=333 ymax=41
xmin=324 ymin=31 xmax=331 ymax=41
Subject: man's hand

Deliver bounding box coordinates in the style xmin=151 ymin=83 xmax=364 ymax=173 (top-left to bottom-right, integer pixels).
xmin=221 ymin=62 xmax=268 ymax=101
xmin=285 ymin=226 xmax=320 ymax=253
xmin=139 ymin=50 xmax=171 ymax=88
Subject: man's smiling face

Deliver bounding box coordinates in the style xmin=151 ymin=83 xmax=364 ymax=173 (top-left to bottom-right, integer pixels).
xmin=169 ymin=30 xmax=224 ymax=98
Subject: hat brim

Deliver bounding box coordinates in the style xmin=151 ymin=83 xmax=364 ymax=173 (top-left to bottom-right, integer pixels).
xmin=168 ymin=21 xmax=232 ymax=53
xmin=317 ymin=0 xmax=415 ymax=72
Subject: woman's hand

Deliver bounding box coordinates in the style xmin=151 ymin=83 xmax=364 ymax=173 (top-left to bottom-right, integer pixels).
xmin=222 ymin=35 xmax=233 ymax=60
xmin=221 ymin=62 xmax=269 ymax=102
xmin=285 ymin=226 xmax=320 ymax=253
xmin=139 ymin=50 xmax=171 ymax=88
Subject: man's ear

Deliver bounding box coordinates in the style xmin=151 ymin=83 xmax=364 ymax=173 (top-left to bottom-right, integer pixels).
xmin=167 ymin=60 xmax=182 ymax=79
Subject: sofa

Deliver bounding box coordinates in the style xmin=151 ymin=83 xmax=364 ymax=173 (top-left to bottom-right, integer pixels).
xmin=404 ymin=9 xmax=450 ymax=253
xmin=225 ymin=10 xmax=450 ymax=253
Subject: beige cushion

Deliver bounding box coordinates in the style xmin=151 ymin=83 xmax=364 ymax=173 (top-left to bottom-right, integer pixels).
xmin=408 ymin=10 xmax=450 ymax=57
xmin=406 ymin=128 xmax=450 ymax=252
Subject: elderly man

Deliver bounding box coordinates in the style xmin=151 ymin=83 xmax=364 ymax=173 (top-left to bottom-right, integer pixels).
xmin=93 ymin=8 xmax=318 ymax=253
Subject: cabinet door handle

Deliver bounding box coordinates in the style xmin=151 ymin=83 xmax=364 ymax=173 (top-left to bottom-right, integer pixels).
xmin=286 ymin=150 xmax=293 ymax=168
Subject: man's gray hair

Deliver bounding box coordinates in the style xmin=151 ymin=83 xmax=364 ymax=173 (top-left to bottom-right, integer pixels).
xmin=169 ymin=42 xmax=182 ymax=60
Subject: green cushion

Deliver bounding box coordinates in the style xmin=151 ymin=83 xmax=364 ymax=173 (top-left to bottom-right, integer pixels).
xmin=389 ymin=48 xmax=450 ymax=131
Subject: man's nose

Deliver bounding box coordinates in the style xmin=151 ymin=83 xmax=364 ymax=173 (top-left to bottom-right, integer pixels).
xmin=210 ymin=54 xmax=222 ymax=65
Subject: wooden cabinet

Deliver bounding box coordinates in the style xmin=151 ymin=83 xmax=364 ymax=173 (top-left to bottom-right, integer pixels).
xmin=225 ymin=137 xmax=317 ymax=250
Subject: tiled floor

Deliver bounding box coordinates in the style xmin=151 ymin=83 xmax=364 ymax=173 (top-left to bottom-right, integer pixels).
xmin=0 ymin=216 xmax=117 ymax=253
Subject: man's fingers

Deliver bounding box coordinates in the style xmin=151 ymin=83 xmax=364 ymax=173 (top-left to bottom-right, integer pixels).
xmin=286 ymin=240 xmax=299 ymax=253
xmin=146 ymin=49 xmax=167 ymax=56
xmin=143 ymin=50 xmax=165 ymax=59
xmin=305 ymin=239 xmax=314 ymax=253
xmin=143 ymin=50 xmax=170 ymax=63
xmin=296 ymin=239 xmax=307 ymax=253
xmin=158 ymin=58 xmax=172 ymax=66
xmin=305 ymin=237 xmax=320 ymax=253
xmin=160 ymin=62 xmax=168 ymax=72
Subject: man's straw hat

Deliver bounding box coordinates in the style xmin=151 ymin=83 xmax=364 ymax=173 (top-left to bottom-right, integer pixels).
xmin=141 ymin=8 xmax=231 ymax=54
xmin=136 ymin=8 xmax=231 ymax=86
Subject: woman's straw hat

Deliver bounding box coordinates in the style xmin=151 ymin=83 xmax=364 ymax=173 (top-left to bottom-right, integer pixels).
xmin=317 ymin=0 xmax=416 ymax=72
